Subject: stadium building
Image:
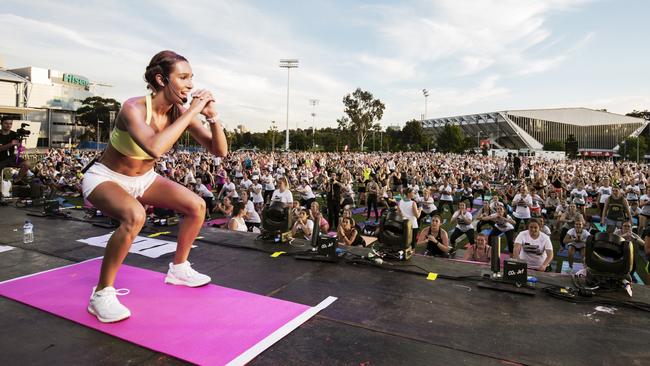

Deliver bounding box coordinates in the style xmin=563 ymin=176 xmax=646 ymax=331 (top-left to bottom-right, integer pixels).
xmin=0 ymin=59 xmax=97 ymax=147
xmin=422 ymin=108 xmax=649 ymax=157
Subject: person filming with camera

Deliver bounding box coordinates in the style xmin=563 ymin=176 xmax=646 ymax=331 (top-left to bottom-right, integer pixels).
xmin=0 ymin=117 xmax=20 ymax=170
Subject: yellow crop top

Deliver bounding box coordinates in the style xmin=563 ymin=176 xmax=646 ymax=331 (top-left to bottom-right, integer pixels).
xmin=109 ymin=94 xmax=154 ymax=160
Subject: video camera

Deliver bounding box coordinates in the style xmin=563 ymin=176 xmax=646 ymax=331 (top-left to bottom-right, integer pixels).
xmin=16 ymin=123 xmax=31 ymax=139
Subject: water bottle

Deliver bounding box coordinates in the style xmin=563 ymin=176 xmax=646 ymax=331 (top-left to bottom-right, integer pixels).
xmin=23 ymin=220 xmax=34 ymax=244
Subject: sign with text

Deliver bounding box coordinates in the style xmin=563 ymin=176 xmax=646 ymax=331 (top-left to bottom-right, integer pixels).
xmin=62 ymin=73 xmax=90 ymax=87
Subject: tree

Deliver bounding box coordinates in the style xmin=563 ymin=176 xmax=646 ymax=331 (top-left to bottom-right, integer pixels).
xmin=76 ymin=96 xmax=121 ymax=141
xmin=543 ymin=140 xmax=565 ymax=151
xmin=342 ymin=88 xmax=385 ymax=151
xmin=436 ymin=124 xmax=466 ymax=153
xmin=385 ymin=127 xmax=402 ymax=152
xmin=401 ymin=119 xmax=425 ymax=150
xmin=290 ymin=130 xmax=311 ymax=151
xmin=626 ymin=110 xmax=650 ymax=120
xmin=619 ymin=136 xmax=647 ymax=162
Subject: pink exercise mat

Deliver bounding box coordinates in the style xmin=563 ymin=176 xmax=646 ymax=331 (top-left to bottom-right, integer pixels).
xmin=0 ymin=258 xmax=335 ymax=366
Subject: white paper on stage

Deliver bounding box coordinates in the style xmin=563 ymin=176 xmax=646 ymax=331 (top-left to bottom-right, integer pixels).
xmin=0 ymin=245 xmax=15 ymax=253
xmin=78 ymin=233 xmax=195 ymax=258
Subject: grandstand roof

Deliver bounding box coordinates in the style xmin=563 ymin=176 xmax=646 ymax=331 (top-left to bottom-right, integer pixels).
xmin=0 ymin=69 xmax=29 ymax=83
xmin=503 ymin=107 xmax=644 ymax=126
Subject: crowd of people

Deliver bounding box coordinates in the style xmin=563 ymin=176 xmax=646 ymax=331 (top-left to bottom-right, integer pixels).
xmin=5 ymin=147 xmax=650 ymax=275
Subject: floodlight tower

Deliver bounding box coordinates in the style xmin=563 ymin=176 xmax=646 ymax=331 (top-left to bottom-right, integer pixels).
xmin=279 ymin=59 xmax=299 ymax=150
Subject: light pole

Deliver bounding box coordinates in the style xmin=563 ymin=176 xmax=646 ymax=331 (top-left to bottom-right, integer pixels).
xmin=279 ymin=59 xmax=298 ymax=151
xmin=309 ymin=99 xmax=319 ymax=149
xmin=96 ymin=119 xmax=104 ymax=151
xmin=422 ymin=89 xmax=429 ymax=121
xmin=270 ymin=120 xmax=277 ymax=151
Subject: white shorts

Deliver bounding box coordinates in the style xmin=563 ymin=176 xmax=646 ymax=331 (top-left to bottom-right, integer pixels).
xmin=82 ymin=163 xmax=158 ymax=199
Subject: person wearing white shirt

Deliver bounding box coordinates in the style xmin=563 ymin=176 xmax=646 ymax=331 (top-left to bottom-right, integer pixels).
xmin=512 ymin=185 xmax=533 ymax=231
xmin=194 ymin=178 xmax=215 ymax=216
xmin=562 ymin=220 xmax=590 ymax=272
xmin=597 ymin=178 xmax=612 ymax=215
xmin=398 ymin=188 xmax=421 ymax=250
xmin=449 ymin=202 xmax=475 ymax=251
xmin=488 ymin=205 xmax=516 ymax=255
xmin=240 ymin=191 xmax=261 ymax=230
xmin=291 ymin=209 xmax=314 ymax=241
xmin=212 ymin=156 xmax=222 ymax=167
xmin=262 ymin=171 xmax=275 ymax=203
xmin=417 ymin=188 xmax=437 ymax=225
xmin=438 ymin=179 xmax=454 ymax=215
xmin=639 ymin=192 xmax=650 ymax=231
xmin=514 ymin=219 xmax=554 ymax=271
xmin=271 ymin=176 xmax=293 ymax=207
xmin=183 ymin=167 xmax=196 ymax=187
xmin=570 ymin=181 xmax=588 ymax=216
xmin=240 ymin=172 xmax=253 ymax=192
xmin=218 ymin=176 xmax=238 ymax=199
xmin=625 ymin=183 xmax=640 ymax=203
xmin=296 ymin=179 xmax=316 ymax=208
xmin=251 ymin=180 xmax=264 ymax=210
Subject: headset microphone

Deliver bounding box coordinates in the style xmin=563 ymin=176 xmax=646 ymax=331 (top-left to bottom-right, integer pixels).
xmin=163 ymin=76 xmax=187 ymax=104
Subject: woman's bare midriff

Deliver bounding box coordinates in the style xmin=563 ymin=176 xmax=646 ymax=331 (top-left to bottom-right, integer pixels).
xmin=99 ymin=144 xmax=156 ymax=176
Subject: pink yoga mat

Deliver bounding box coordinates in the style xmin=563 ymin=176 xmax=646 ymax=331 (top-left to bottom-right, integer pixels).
xmin=0 ymin=258 xmax=334 ymax=365
xmin=205 ymin=217 xmax=229 ymax=227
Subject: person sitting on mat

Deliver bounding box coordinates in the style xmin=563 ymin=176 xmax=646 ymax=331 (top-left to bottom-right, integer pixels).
xmin=309 ymin=201 xmax=330 ymax=234
xmin=449 ymin=201 xmax=474 ymax=252
xmin=339 ymin=207 xmax=357 ymax=229
xmin=240 ymin=191 xmax=261 ymax=231
xmin=228 ymin=202 xmax=248 ymax=232
xmin=614 ymin=221 xmax=644 ymax=249
xmin=337 ymin=216 xmax=364 ymax=246
xmin=214 ymin=196 xmax=234 ymax=217
xmin=82 ymin=50 xmax=227 ymax=323
xmin=292 ymin=208 xmax=314 ymax=241
xmin=562 ymin=219 xmax=590 ymax=273
xmin=418 ymin=215 xmax=451 ymax=257
xmin=463 ymin=233 xmax=491 ymax=263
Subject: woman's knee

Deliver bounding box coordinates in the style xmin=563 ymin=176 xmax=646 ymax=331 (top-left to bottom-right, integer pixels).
xmin=120 ymin=205 xmax=146 ymax=233
xmin=184 ymin=197 xmax=206 ymax=217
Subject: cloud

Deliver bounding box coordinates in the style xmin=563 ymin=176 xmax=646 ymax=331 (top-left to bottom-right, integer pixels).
xmin=0 ymin=0 xmax=600 ymax=132
xmin=367 ymin=0 xmax=591 ymax=77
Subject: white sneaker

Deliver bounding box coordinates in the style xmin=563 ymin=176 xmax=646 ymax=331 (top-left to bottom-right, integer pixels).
xmin=164 ymin=262 xmax=211 ymax=287
xmin=87 ymin=286 xmax=131 ymax=323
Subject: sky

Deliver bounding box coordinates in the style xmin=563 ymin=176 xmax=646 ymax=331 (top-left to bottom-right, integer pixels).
xmin=1 ymin=0 xmax=649 ymax=132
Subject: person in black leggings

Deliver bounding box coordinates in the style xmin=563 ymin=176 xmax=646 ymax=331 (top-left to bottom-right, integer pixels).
xmin=326 ymin=179 xmax=341 ymax=230
xmin=488 ymin=206 xmax=516 ymax=255
xmin=449 ymin=202 xmax=475 ymax=251
xmin=366 ymin=176 xmax=380 ymax=221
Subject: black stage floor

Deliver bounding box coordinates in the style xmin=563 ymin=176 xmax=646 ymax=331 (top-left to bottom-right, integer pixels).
xmin=1 ymin=205 xmax=649 ymax=366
